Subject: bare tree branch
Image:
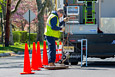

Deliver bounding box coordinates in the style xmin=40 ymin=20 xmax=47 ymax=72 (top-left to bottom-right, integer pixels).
xmin=47 ymin=0 xmax=53 ymax=12
xmin=38 ymin=0 xmax=49 ymax=15
xmin=11 ymin=0 xmax=21 ymax=15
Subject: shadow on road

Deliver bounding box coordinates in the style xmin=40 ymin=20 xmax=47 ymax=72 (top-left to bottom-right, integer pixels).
xmin=0 ymin=64 xmax=23 ymax=69
xmin=0 ymin=55 xmax=25 ymax=69
xmin=83 ymin=61 xmax=115 ymax=68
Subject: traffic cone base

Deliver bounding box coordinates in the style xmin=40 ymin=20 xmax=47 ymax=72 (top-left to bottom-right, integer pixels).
xmin=20 ymin=72 xmax=35 ymax=74
xmin=31 ymin=68 xmax=41 ymax=71
xmin=40 ymin=65 xmax=44 ymax=68
xmin=41 ymin=66 xmax=44 ymax=68
xmin=40 ymin=60 xmax=44 ymax=68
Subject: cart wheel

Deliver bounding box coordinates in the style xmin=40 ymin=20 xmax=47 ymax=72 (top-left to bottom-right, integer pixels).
xmin=71 ymin=62 xmax=78 ymax=65
xmin=64 ymin=62 xmax=69 ymax=65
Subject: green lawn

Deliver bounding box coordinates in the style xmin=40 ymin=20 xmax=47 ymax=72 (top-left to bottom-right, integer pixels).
xmin=0 ymin=50 xmax=13 ymax=54
xmin=0 ymin=41 xmax=61 ymax=54
xmin=0 ymin=42 xmax=45 ymax=54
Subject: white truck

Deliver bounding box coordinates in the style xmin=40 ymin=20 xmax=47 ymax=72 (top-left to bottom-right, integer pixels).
xmin=55 ymin=0 xmax=115 ymax=65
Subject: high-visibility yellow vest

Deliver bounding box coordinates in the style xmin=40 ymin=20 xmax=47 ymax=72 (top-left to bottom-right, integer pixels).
xmin=44 ymin=14 xmax=60 ymax=38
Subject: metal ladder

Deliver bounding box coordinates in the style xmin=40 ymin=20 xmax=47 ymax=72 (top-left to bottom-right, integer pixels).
xmin=81 ymin=39 xmax=88 ymax=67
xmin=84 ymin=0 xmax=96 ymax=24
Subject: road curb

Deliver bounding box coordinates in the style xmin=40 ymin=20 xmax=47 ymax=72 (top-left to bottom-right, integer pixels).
xmin=0 ymin=49 xmax=49 ymax=57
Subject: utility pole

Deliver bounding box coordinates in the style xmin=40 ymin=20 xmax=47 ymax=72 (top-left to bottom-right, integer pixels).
xmin=5 ymin=0 xmax=11 ymax=47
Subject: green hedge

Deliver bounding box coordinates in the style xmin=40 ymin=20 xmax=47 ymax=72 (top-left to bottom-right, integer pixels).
xmin=13 ymin=31 xmax=27 ymax=43
xmin=19 ymin=31 xmax=28 ymax=43
xmin=27 ymin=33 xmax=37 ymax=43
xmin=13 ymin=31 xmax=21 ymax=42
xmin=0 ymin=27 xmax=2 ymax=36
xmin=13 ymin=31 xmax=37 ymax=43
xmin=0 ymin=32 xmax=1 ymax=36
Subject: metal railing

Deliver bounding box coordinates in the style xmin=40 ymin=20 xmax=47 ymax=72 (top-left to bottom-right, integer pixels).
xmin=81 ymin=39 xmax=88 ymax=67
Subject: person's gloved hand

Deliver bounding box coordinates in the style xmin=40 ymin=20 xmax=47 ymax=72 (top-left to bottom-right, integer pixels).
xmin=63 ymin=17 xmax=69 ymax=22
xmin=61 ymin=27 xmax=65 ymax=32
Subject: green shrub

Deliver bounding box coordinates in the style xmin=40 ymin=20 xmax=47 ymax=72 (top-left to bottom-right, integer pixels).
xmin=13 ymin=31 xmax=27 ymax=43
xmin=0 ymin=27 xmax=2 ymax=36
xmin=13 ymin=31 xmax=21 ymax=42
xmin=19 ymin=31 xmax=27 ymax=43
xmin=13 ymin=31 xmax=37 ymax=43
xmin=27 ymin=33 xmax=37 ymax=42
xmin=0 ymin=32 xmax=1 ymax=36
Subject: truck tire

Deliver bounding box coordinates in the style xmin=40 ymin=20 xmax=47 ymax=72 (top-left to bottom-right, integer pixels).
xmin=64 ymin=62 xmax=69 ymax=65
xmin=71 ymin=62 xmax=78 ymax=65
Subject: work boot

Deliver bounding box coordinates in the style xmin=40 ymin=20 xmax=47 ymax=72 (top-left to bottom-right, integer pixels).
xmin=48 ymin=62 xmax=56 ymax=66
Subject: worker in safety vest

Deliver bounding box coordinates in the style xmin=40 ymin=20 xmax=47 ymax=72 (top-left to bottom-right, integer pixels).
xmin=44 ymin=8 xmax=69 ymax=66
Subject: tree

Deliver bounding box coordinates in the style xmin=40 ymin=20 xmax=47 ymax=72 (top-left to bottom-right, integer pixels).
xmin=5 ymin=0 xmax=21 ymax=47
xmin=11 ymin=0 xmax=38 ymax=31
xmin=0 ymin=0 xmax=4 ymax=44
xmin=5 ymin=0 xmax=11 ymax=47
xmin=36 ymin=0 xmax=53 ymax=42
xmin=0 ymin=0 xmax=6 ymax=44
xmin=2 ymin=0 xmax=54 ymax=46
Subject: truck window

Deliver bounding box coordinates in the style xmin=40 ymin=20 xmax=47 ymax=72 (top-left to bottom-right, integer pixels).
xmin=100 ymin=18 xmax=115 ymax=34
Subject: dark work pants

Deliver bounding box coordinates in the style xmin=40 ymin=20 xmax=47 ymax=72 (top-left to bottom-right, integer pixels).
xmin=45 ymin=36 xmax=56 ymax=63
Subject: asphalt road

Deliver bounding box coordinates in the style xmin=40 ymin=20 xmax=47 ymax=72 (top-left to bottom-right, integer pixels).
xmin=0 ymin=54 xmax=115 ymax=77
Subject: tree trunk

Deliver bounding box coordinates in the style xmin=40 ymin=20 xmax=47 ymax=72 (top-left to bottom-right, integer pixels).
xmin=5 ymin=0 xmax=21 ymax=47
xmin=36 ymin=0 xmax=44 ymax=42
xmin=36 ymin=0 xmax=53 ymax=42
xmin=5 ymin=0 xmax=11 ymax=47
xmin=21 ymin=20 xmax=24 ymax=31
xmin=9 ymin=23 xmax=14 ymax=45
xmin=36 ymin=13 xmax=44 ymax=42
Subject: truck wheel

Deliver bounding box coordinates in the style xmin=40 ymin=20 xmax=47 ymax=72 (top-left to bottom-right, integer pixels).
xmin=71 ymin=62 xmax=78 ymax=65
xmin=101 ymin=57 xmax=106 ymax=59
xmin=64 ymin=62 xmax=69 ymax=65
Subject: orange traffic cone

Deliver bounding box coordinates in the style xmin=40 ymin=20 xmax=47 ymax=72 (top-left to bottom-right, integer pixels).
xmin=42 ymin=41 xmax=48 ymax=65
xmin=55 ymin=41 xmax=59 ymax=63
xmin=20 ymin=43 xmax=35 ymax=74
xmin=37 ymin=41 xmax=44 ymax=68
xmin=31 ymin=42 xmax=41 ymax=71
xmin=58 ymin=41 xmax=62 ymax=60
